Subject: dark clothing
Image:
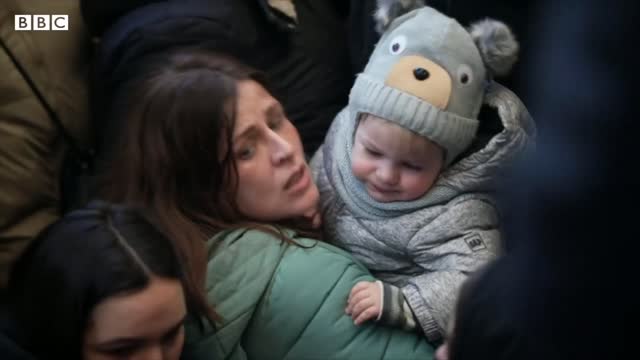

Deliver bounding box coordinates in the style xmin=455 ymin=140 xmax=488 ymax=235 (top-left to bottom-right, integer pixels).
xmin=450 ymin=1 xmax=637 ymax=358
xmin=84 ymin=0 xmax=377 ymax=156
xmin=0 ymin=291 xmax=34 ymax=360
xmin=0 ymin=335 xmax=34 ymax=360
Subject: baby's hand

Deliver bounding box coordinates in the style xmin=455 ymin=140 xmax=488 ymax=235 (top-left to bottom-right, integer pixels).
xmin=345 ymin=281 xmax=382 ymax=325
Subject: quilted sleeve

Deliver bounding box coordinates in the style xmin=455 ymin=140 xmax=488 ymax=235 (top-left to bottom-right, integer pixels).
xmin=243 ymin=238 xmax=436 ymax=360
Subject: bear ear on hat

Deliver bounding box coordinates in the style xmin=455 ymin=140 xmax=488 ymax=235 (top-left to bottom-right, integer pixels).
xmin=374 ymin=0 xmax=426 ymax=34
xmin=469 ymin=19 xmax=520 ymax=77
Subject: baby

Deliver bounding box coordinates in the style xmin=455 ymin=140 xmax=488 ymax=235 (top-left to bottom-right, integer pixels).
xmin=311 ymin=5 xmax=535 ymax=342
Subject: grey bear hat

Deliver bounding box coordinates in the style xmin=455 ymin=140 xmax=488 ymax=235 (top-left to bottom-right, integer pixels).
xmin=349 ymin=5 xmax=519 ymax=166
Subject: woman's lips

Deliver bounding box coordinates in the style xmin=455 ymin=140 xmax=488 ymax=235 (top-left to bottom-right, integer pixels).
xmin=284 ymin=165 xmax=307 ymax=192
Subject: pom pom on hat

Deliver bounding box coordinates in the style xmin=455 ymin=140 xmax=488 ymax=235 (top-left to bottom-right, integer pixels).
xmin=469 ymin=19 xmax=519 ymax=77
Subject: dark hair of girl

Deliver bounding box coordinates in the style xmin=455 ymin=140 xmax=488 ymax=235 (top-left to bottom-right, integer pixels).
xmin=7 ymin=201 xmax=204 ymax=359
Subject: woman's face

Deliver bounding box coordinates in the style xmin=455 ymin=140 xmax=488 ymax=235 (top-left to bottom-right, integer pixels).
xmin=231 ymin=80 xmax=319 ymax=222
xmin=83 ymin=277 xmax=187 ymax=360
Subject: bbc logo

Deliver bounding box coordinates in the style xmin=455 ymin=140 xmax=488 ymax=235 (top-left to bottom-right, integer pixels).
xmin=14 ymin=15 xmax=69 ymax=31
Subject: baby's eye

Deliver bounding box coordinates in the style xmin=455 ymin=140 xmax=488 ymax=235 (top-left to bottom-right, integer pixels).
xmin=366 ymin=148 xmax=382 ymax=157
xmin=403 ymin=163 xmax=423 ymax=171
xmin=388 ymin=35 xmax=407 ymax=55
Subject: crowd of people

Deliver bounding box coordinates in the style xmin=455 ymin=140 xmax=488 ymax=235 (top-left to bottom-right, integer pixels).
xmin=1 ymin=0 xmax=634 ymax=359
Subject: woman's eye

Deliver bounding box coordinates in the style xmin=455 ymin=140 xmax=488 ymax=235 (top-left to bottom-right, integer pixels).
xmin=237 ymin=147 xmax=255 ymax=160
xmin=269 ymin=117 xmax=284 ymax=131
xmin=267 ymin=108 xmax=288 ymax=131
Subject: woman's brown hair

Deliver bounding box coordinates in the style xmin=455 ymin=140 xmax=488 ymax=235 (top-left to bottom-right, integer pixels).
xmin=98 ymin=50 xmax=317 ymax=324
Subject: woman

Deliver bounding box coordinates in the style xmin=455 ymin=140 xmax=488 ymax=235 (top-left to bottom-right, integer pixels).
xmin=99 ymin=51 xmax=435 ymax=359
xmin=5 ymin=202 xmax=212 ymax=359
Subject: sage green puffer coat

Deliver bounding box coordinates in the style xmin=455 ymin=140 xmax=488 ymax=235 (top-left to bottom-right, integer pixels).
xmin=182 ymin=228 xmax=435 ymax=360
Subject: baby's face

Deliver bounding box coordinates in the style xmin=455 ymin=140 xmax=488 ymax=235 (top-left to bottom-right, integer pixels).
xmin=351 ymin=114 xmax=444 ymax=202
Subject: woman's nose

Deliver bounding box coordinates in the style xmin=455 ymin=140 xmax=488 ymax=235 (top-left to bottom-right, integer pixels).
xmin=270 ymin=131 xmax=294 ymax=164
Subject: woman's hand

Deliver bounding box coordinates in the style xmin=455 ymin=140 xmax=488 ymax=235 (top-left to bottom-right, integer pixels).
xmin=345 ymin=281 xmax=383 ymax=325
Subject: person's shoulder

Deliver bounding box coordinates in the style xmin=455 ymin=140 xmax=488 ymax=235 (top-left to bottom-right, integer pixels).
xmin=208 ymin=227 xmax=289 ymax=259
xmin=285 ymin=235 xmax=371 ymax=275
xmin=208 ymin=227 xmax=323 ymax=260
xmin=209 ymin=226 xmax=367 ymax=269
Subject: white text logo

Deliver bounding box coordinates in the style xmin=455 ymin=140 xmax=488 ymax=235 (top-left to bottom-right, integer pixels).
xmin=14 ymin=15 xmax=69 ymax=31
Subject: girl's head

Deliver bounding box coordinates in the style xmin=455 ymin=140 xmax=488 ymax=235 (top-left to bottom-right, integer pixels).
xmin=8 ymin=202 xmax=195 ymax=360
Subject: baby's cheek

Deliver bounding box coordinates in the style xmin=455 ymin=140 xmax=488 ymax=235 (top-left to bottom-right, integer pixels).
xmin=351 ymin=155 xmax=373 ymax=182
xmin=403 ymin=174 xmax=434 ymax=199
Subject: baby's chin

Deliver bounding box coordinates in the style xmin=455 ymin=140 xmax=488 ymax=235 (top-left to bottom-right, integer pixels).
xmin=367 ymin=189 xmax=404 ymax=203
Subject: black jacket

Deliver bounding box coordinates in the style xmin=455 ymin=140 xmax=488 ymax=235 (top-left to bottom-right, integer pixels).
xmin=0 ymin=291 xmax=34 ymax=360
xmin=84 ymin=0 xmax=378 ymax=156
xmin=450 ymin=1 xmax=637 ymax=358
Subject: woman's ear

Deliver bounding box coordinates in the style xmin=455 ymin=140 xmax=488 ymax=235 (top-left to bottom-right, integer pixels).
xmin=374 ymin=0 xmax=426 ymax=34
